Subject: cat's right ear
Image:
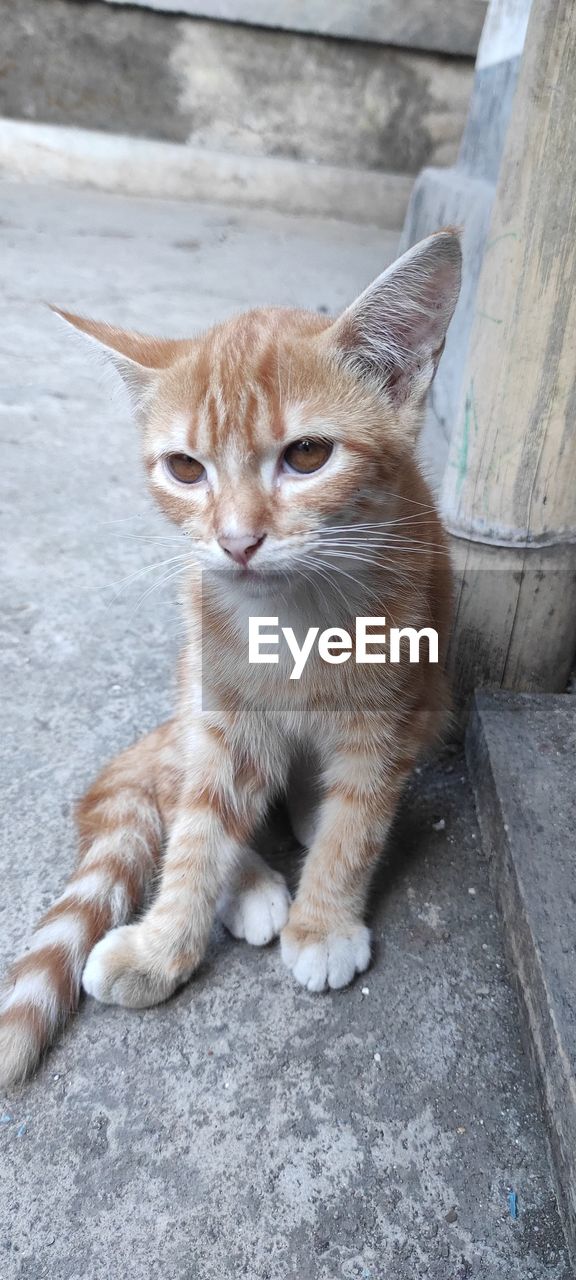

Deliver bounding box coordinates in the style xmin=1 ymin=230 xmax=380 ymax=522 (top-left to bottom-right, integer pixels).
xmin=327 ymin=230 xmax=461 ymax=415
xmin=49 ymin=308 xmax=178 ymax=417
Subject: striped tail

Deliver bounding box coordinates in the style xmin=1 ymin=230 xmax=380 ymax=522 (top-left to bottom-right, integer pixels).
xmin=0 ymin=726 xmax=169 ymax=1088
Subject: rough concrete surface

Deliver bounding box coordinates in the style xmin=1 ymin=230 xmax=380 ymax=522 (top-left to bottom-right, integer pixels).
xmin=1 ymin=0 xmax=473 ymax=174
xmin=467 ymin=693 xmax=576 ymax=1263
xmin=0 ymin=182 xmax=571 ymax=1279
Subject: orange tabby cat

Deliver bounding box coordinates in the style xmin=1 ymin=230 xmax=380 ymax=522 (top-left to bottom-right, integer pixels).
xmin=0 ymin=230 xmax=460 ymax=1086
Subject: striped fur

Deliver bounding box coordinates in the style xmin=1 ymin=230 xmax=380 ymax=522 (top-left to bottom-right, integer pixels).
xmin=1 ymin=232 xmax=461 ymax=1086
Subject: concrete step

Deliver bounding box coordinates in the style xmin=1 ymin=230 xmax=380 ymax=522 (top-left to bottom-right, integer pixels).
xmin=467 ymin=692 xmax=576 ymax=1266
xmin=0 ymin=0 xmax=474 ymax=221
xmin=0 ymin=120 xmax=413 ymax=228
xmin=101 ymin=0 xmax=489 ymax=56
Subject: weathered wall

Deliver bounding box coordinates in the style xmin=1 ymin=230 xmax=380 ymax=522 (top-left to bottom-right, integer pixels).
xmin=2 ymin=0 xmax=474 ymax=175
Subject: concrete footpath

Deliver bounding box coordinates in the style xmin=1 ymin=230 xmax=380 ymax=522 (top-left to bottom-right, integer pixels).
xmin=0 ymin=181 xmax=570 ymax=1278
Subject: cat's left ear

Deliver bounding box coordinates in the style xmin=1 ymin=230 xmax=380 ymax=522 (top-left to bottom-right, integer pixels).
xmin=49 ymin=307 xmax=187 ymax=416
xmin=328 ymin=230 xmax=461 ymax=411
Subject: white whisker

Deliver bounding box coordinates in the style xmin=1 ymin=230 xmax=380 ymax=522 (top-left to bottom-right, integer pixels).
xmin=106 ymin=554 xmax=191 ymax=602
xmin=128 ymin=563 xmax=191 ymax=617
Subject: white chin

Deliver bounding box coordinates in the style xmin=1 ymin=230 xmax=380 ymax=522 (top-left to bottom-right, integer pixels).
xmin=238 ymin=571 xmax=286 ymax=597
xmin=205 ymin=566 xmax=292 ymax=598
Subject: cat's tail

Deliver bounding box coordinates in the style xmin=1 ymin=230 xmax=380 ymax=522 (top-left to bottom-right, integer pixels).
xmin=0 ymin=724 xmax=172 ymax=1089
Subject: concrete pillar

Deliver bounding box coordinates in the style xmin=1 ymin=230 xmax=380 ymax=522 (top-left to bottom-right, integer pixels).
xmin=442 ymin=0 xmax=576 ymax=708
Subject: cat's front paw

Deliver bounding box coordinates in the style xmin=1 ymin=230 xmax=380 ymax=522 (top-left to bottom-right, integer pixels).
xmin=280 ymin=921 xmax=371 ymax=992
xmin=217 ymin=869 xmax=291 ymax=946
xmin=82 ymin=925 xmax=194 ymax=1009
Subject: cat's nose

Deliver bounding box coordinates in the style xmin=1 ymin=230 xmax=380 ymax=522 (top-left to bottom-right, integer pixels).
xmin=218 ymin=533 xmax=266 ymax=567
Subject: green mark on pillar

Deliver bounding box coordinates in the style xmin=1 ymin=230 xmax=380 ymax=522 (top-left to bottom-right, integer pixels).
xmin=457 ymin=380 xmax=478 ymax=495
xmin=477 ymin=310 xmax=503 ymax=325
xmin=485 ymin=230 xmax=518 ymax=252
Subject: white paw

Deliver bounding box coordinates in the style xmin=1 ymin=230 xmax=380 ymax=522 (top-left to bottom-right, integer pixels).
xmin=281 ymin=924 xmax=371 ymax=992
xmin=217 ymin=871 xmax=291 ymax=947
xmin=82 ymin=925 xmax=186 ymax=1008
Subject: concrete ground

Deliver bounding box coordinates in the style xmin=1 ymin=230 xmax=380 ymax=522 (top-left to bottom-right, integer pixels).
xmin=0 ymin=181 xmax=570 ymax=1279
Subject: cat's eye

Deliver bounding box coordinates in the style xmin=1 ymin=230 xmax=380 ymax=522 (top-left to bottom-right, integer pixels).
xmin=283 ymin=438 xmax=333 ymax=475
xmin=164 ymin=453 xmax=206 ymax=485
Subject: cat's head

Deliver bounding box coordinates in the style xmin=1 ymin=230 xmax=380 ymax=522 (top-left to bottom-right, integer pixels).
xmin=54 ymin=231 xmax=460 ymax=586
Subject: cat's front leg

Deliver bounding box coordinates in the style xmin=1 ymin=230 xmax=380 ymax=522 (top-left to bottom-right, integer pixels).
xmin=281 ymin=747 xmax=412 ymax=993
xmin=82 ymin=729 xmax=277 ymax=1008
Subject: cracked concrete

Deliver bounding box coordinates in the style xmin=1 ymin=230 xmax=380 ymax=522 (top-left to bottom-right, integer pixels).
xmin=0 ymin=181 xmax=570 ymax=1278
